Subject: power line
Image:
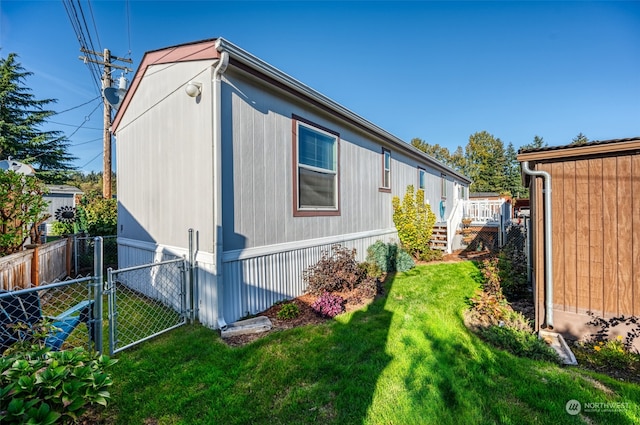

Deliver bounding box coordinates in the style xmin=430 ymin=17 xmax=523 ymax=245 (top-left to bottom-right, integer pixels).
xmin=49 ymin=121 xmax=102 ymax=130
xmin=87 ymin=0 xmax=103 ymax=51
xmin=71 ymin=137 xmax=102 ymax=147
xmin=56 ymin=95 xmax=101 ymax=114
xmin=79 ymin=150 xmax=103 ymax=168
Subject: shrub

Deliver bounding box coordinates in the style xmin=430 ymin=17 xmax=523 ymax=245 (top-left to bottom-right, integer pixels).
xmin=276 ymin=303 xmax=300 ymax=320
xmin=498 ymin=229 xmax=529 ymax=300
xmin=0 ymin=170 xmax=49 ymax=255
xmin=359 ymin=261 xmax=384 ymax=280
xmin=77 ymin=196 xmax=117 ymax=236
xmin=418 ymin=248 xmax=443 ymax=263
xmin=303 ymin=245 xmax=364 ymax=295
xmin=394 ymin=249 xmax=415 ymax=272
xmin=365 ymin=241 xmax=414 ymax=273
xmin=0 ymin=322 xmax=117 ymax=424
xmin=311 ymin=293 xmax=345 ymax=318
xmin=478 ymin=324 xmax=559 ymax=363
xmin=392 ymin=185 xmax=436 ymax=259
xmin=355 ymin=276 xmax=379 ymax=300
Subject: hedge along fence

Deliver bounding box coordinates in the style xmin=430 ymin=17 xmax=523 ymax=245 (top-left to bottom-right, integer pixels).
xmin=0 ymin=238 xmax=71 ymax=290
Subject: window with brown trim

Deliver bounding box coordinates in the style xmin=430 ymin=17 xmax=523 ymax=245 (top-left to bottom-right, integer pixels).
xmin=292 ymin=116 xmax=340 ymax=216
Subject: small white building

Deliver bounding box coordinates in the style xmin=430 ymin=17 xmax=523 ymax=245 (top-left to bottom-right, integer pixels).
xmin=111 ymin=38 xmax=471 ymax=328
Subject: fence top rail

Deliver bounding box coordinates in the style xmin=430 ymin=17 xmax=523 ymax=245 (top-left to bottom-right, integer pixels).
xmin=0 ymin=276 xmax=94 ymax=298
xmin=107 ymin=257 xmax=185 ymax=275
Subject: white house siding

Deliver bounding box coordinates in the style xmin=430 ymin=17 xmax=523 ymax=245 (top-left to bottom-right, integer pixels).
xmin=114 ymin=43 xmax=470 ymax=329
xmin=117 ymin=60 xmax=216 ymax=254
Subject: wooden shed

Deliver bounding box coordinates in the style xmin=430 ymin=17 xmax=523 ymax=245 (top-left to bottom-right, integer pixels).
xmin=518 ymin=137 xmax=640 ymax=341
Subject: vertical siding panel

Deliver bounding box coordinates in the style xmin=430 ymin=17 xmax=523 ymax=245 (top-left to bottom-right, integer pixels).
xmin=632 ymin=154 xmax=640 ymax=316
xmin=551 ymin=162 xmax=565 ymax=310
xmin=617 ymin=156 xmax=632 ymax=315
xmin=602 ymin=156 xmax=618 ymax=316
xmin=588 ymin=158 xmax=603 ymax=315
xmin=563 ymin=161 xmax=577 ymax=314
xmin=575 ymin=159 xmax=590 ymax=313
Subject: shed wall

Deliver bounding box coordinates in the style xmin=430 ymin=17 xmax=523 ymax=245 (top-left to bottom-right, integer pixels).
xmin=531 ymin=152 xmax=640 ymax=339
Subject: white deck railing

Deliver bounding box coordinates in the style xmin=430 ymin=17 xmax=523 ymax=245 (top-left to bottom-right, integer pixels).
xmin=463 ymin=200 xmax=504 ymax=224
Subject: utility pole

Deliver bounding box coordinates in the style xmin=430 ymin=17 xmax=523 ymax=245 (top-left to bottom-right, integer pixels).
xmin=79 ymin=48 xmax=132 ymax=199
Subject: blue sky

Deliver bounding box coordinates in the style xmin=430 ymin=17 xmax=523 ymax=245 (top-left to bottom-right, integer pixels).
xmin=1 ymin=1 xmax=639 ymax=173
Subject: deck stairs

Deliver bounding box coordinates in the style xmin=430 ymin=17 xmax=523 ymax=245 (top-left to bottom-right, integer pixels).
xmin=430 ymin=223 xmax=448 ymax=251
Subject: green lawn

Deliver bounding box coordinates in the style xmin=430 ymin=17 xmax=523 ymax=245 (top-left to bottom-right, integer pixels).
xmin=102 ymin=262 xmax=640 ymax=424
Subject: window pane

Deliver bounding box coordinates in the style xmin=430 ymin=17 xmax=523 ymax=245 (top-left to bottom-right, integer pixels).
xmin=299 ymin=126 xmax=336 ymax=171
xmin=419 ymin=169 xmax=426 ymax=189
xmin=384 ymin=151 xmax=390 ymax=169
xmin=299 ymin=167 xmax=336 ymax=208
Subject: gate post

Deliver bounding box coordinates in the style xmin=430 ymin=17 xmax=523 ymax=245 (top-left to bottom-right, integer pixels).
xmin=92 ymin=236 xmax=104 ymax=354
xmin=187 ymin=228 xmax=194 ymax=323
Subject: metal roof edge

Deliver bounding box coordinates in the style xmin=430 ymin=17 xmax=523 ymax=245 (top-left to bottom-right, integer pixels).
xmin=215 ymin=38 xmax=472 ymax=184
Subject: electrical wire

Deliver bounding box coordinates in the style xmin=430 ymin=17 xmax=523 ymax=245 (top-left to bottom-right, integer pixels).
xmin=125 ymin=0 xmax=132 ymax=57
xmin=71 ymin=137 xmax=102 ymax=147
xmin=66 ymin=101 xmax=102 ymax=139
xmin=56 ymin=95 xmax=101 ymax=114
xmin=87 ymin=0 xmax=103 ymax=51
xmin=79 ymin=150 xmax=103 ymax=168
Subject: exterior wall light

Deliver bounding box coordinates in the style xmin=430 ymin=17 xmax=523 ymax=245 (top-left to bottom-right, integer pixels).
xmin=185 ymin=81 xmax=202 ymax=97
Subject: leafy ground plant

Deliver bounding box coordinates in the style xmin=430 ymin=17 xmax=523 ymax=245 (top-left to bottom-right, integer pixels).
xmin=0 ymin=322 xmax=117 ymax=424
xmin=276 ymin=302 xmax=300 ymax=320
xmin=311 ymin=292 xmax=345 ymax=318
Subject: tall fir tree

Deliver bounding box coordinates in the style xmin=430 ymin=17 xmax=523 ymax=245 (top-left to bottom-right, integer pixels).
xmin=464 ymin=131 xmax=506 ymax=193
xmin=0 ymin=53 xmax=75 ymax=183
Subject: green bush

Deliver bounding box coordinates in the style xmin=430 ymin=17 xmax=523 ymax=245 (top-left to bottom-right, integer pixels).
xmin=392 ymin=185 xmax=436 ymax=259
xmin=0 ymin=322 xmax=117 ymax=424
xmin=77 ymin=196 xmax=117 ymax=236
xmin=478 ymin=324 xmax=559 ymax=363
xmin=366 ymin=240 xmax=414 ymax=273
xmin=276 ymin=303 xmax=300 ymax=320
xmin=418 ymin=248 xmax=443 ymax=263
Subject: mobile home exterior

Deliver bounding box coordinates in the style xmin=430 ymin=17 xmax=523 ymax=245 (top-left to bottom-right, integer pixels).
xmin=112 ymin=38 xmax=471 ymax=328
xmin=518 ymin=137 xmax=640 ymax=341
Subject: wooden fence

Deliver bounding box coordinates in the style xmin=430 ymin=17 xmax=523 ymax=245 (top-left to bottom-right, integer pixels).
xmin=0 ymin=238 xmax=71 ymax=290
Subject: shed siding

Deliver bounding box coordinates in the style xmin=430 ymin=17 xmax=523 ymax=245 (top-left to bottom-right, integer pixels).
xmin=530 ymin=151 xmax=640 ymax=338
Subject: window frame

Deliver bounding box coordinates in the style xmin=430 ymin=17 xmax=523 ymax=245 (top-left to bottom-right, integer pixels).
xmin=441 ymin=174 xmax=447 ymax=199
xmin=418 ymin=167 xmax=426 ymax=191
xmin=292 ymin=115 xmax=340 ymax=217
xmin=380 ymin=148 xmax=391 ymax=192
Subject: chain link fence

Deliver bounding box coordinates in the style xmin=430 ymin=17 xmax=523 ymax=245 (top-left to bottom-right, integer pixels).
xmin=2 ymin=236 xmax=192 ymax=356
xmin=73 ymin=234 xmax=117 ymax=276
xmin=106 ymin=258 xmax=189 ymax=355
xmin=1 ymin=278 xmax=96 ymax=353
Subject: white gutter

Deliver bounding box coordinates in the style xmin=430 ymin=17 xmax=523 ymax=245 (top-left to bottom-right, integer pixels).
xmin=521 ymin=161 xmax=553 ymax=329
xmin=212 ymin=42 xmax=229 ymax=330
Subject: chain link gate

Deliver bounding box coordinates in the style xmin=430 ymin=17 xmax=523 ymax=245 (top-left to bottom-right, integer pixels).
xmin=105 ymin=257 xmax=190 ymax=355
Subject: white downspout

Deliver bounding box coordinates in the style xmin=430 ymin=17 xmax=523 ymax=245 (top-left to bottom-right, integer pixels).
xmin=521 ymin=161 xmax=553 ymax=329
xmin=212 ymin=46 xmax=229 ymax=330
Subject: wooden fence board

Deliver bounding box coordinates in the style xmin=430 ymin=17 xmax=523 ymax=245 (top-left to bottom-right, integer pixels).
xmin=632 ymin=154 xmax=640 ymax=316
xmin=575 ymin=159 xmax=590 ymax=312
xmin=602 ymin=156 xmax=619 ymax=316
xmin=589 ymin=158 xmax=604 ymax=315
xmin=617 ymin=156 xmax=632 ymax=315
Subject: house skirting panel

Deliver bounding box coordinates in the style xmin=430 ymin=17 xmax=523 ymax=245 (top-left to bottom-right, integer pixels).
xmin=221 ymin=228 xmax=398 ymax=324
xmin=118 ymin=229 xmax=397 ymax=329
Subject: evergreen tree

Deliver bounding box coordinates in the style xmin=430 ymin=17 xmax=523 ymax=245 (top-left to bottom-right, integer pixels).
xmin=504 ymin=142 xmax=526 ymax=198
xmin=410 ymin=138 xmax=465 ymax=173
xmin=464 ymin=131 xmax=506 ymax=193
xmin=520 ymin=135 xmax=547 ymax=151
xmin=0 ymin=53 xmax=75 ymax=183
xmin=570 ymin=132 xmax=589 ymax=146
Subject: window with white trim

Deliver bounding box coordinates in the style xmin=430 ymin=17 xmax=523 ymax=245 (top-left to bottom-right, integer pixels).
xmin=441 ymin=174 xmax=447 ymax=199
xmin=294 ymin=118 xmax=339 ymax=215
xmin=418 ymin=167 xmax=426 ymax=191
xmin=382 ymin=149 xmax=391 ymax=190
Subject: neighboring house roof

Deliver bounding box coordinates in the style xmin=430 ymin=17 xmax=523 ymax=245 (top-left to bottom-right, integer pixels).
xmin=469 ymin=192 xmax=501 ymax=198
xmin=112 ymin=37 xmax=472 ymax=185
xmin=517 ymin=137 xmax=640 ymax=162
xmin=45 ymin=185 xmax=83 ymax=195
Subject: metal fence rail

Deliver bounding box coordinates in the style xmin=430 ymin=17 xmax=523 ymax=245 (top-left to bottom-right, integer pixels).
xmin=106 ymin=258 xmax=188 ymax=355
xmin=0 ymin=277 xmax=96 ymax=353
